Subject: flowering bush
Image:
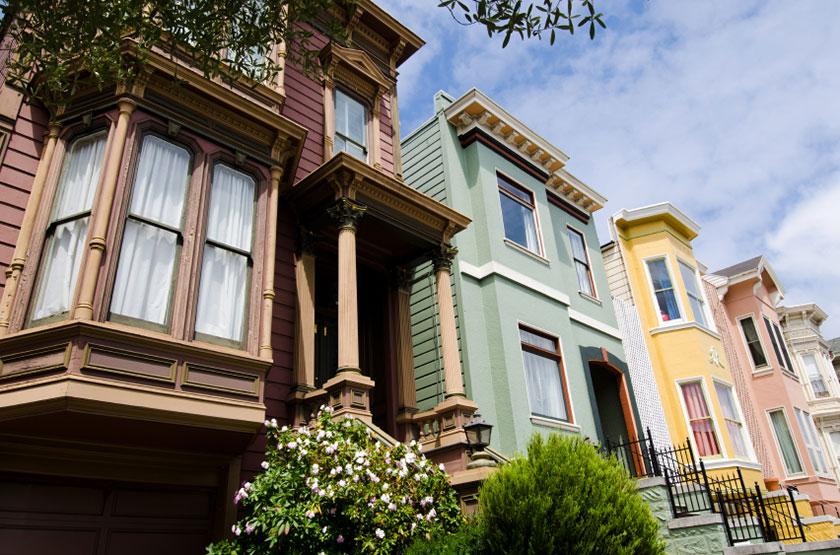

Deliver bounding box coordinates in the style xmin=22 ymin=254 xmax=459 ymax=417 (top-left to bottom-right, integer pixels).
xmin=207 ymin=407 xmax=464 ymax=554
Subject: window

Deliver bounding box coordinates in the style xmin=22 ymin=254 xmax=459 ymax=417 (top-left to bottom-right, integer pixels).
xmin=764 ymin=317 xmax=794 ymax=371
xmin=31 ymin=132 xmax=108 ymax=323
xmin=110 ymin=135 xmax=191 ymax=329
xmin=802 ymin=353 xmax=829 ymax=398
xmin=738 ymin=316 xmax=768 ymax=369
xmin=714 ymin=382 xmax=749 ymax=458
xmin=520 ymin=327 xmax=569 ymax=422
xmin=678 ymin=261 xmax=708 ymax=327
xmin=498 ymin=174 xmax=540 ymax=254
xmin=567 ymin=227 xmax=594 ymax=297
xmin=194 ymin=164 xmax=255 ymax=344
xmin=769 ymin=409 xmax=804 ymax=475
xmin=680 ymin=381 xmax=721 ymax=457
xmin=795 ymin=408 xmax=828 ymax=474
xmin=830 ymin=431 xmax=840 ymax=467
xmin=334 ymin=89 xmax=367 ymax=160
xmin=647 ymin=258 xmax=681 ymax=322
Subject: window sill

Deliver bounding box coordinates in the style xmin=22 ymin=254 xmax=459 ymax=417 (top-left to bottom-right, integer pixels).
xmin=781 ymin=369 xmax=800 ymax=383
xmin=752 ymin=368 xmax=774 ymax=378
xmin=503 ymin=238 xmax=550 ymax=265
xmin=578 ymin=291 xmax=601 ymax=305
xmin=530 ymin=415 xmax=579 ymax=433
xmin=649 ymin=320 xmax=721 ymax=340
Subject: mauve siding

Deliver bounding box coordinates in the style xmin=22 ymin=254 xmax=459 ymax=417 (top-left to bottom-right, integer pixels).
xmin=240 ymin=205 xmax=297 ymax=484
xmin=379 ymin=91 xmax=394 ymax=175
xmin=0 ymin=100 xmax=48 ymax=290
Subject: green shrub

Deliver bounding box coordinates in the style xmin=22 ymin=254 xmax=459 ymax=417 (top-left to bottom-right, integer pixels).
xmin=207 ymin=407 xmax=463 ymax=555
xmin=478 ymin=433 xmax=665 ymax=555
xmin=403 ymin=516 xmax=486 ymax=555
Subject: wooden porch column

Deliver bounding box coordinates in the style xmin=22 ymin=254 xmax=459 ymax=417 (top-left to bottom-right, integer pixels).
xmin=371 ymin=91 xmax=382 ymax=170
xmin=322 ymin=80 xmax=335 ymax=162
xmin=292 ymin=227 xmax=317 ymax=388
xmin=259 ymin=166 xmax=283 ymax=359
xmin=74 ymin=97 xmax=136 ymax=320
xmin=329 ymin=198 xmax=365 ymax=372
xmin=0 ymin=122 xmax=62 ymax=335
xmin=396 ymin=267 xmax=417 ymax=412
xmin=433 ymin=244 xmax=465 ymax=398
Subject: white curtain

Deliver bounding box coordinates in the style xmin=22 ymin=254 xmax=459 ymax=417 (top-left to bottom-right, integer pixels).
xmin=520 ymin=329 xmax=567 ymax=420
xmin=32 ymin=218 xmax=89 ymax=320
xmin=521 ymin=202 xmax=539 ymax=253
xmin=194 ymin=165 xmax=254 ymax=341
xmin=110 ymin=136 xmax=189 ymax=325
xmin=31 ymin=133 xmax=106 ymax=320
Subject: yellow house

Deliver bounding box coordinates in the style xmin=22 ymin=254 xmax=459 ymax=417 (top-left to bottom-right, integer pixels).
xmin=606 ymin=203 xmax=763 ymax=483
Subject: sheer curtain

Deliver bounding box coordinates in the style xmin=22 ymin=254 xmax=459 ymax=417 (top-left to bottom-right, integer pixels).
xmin=520 ymin=328 xmax=567 ymax=421
xmin=111 ymin=136 xmax=189 ymax=325
xmin=770 ymin=410 xmax=803 ymax=474
xmin=681 ymin=382 xmax=720 ymax=456
xmin=32 ymin=133 xmax=107 ymax=320
xmin=714 ymin=382 xmax=748 ymax=458
xmin=568 ymin=229 xmax=593 ymax=296
xmin=195 ymin=164 xmax=255 ymax=342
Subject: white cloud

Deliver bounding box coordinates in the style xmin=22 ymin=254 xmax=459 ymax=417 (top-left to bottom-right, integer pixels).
xmin=379 ymin=0 xmax=840 ymax=338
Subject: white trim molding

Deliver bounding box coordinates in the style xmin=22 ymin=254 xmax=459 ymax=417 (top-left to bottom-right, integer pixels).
xmin=567 ymin=308 xmax=622 ymax=341
xmin=459 ymin=260 xmax=570 ymax=306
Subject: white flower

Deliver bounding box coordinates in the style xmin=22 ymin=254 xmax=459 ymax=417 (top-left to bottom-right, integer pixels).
xmin=319 ymin=489 xmax=326 ymax=497
xmin=338 ymin=479 xmax=346 ymax=487
xmin=288 ymin=441 xmax=297 ymax=449
xmin=311 ymin=464 xmax=320 ymax=475
xmin=306 ymin=510 xmax=315 ymax=519
xmin=375 ymin=529 xmax=385 ymax=539
xmin=405 ymin=452 xmax=416 ymax=464
xmin=270 ymin=418 xmax=278 ymax=428
xmin=232 ymin=525 xmax=241 ymax=536
xmin=300 ymin=449 xmax=308 ymax=456
xmin=322 ymin=526 xmax=328 ymax=534
xmin=381 ymin=493 xmax=391 ymax=503
xmin=439 ymin=463 xmax=445 ymax=471
xmin=382 ymin=483 xmax=389 ymax=491
xmin=260 ymin=461 xmax=269 ymax=470
xmin=388 ymin=503 xmax=397 ymax=511
xmin=410 ymin=440 xmax=416 ymax=447
xmin=264 ymin=419 xmax=270 ymax=427
xmin=243 ymin=482 xmax=252 ymax=491
xmin=281 ymin=425 xmax=288 ymax=432
xmin=411 ymin=522 xmax=417 ymax=531
xmin=414 ymin=474 xmax=421 ymax=482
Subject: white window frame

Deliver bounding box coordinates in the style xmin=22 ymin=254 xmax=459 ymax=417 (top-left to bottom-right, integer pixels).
xmin=712 ymin=378 xmax=755 ymax=461
xmin=676 ymin=377 xmax=726 ymax=459
xmin=566 ymin=224 xmax=598 ymax=300
xmin=795 ymin=407 xmax=831 ymax=477
xmin=516 ymin=320 xmax=575 ymax=427
xmin=497 ymin=171 xmax=544 ymax=257
xmin=736 ymin=314 xmax=771 ymax=372
xmin=766 ymin=407 xmax=806 ymax=478
xmin=799 ymin=351 xmax=832 ymax=400
xmin=643 ymin=255 xmax=686 ymax=326
xmin=676 ymin=257 xmax=714 ymax=332
xmin=334 ymin=88 xmax=368 ymax=162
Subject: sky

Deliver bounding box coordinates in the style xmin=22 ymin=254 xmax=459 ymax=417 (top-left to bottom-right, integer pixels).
xmin=377 ymin=0 xmax=840 ymax=340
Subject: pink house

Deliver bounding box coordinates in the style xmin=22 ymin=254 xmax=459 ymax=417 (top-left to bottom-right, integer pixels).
xmin=707 ymin=256 xmax=840 ymax=510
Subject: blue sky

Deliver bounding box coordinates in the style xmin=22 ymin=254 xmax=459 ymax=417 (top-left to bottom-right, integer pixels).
xmin=378 ymin=0 xmax=840 ymax=339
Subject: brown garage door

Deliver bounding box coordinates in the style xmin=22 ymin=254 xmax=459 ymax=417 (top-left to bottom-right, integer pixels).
xmin=0 ymin=475 xmax=215 ymax=555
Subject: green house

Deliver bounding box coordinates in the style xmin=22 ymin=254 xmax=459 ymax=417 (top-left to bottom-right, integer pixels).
xmin=401 ymin=90 xmax=642 ymax=456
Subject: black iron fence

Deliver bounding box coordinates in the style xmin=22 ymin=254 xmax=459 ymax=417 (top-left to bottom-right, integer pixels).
xmin=603 ymin=429 xmax=809 ymax=546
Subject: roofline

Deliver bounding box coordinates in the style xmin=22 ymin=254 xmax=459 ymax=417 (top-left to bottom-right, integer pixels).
xmin=611 ymin=202 xmax=701 ymax=239
xmin=716 ymin=256 xmax=787 ymax=300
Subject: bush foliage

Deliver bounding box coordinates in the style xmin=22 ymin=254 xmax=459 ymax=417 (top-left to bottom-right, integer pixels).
xmin=477 ymin=433 xmax=665 ymax=555
xmin=207 ymin=408 xmax=463 ymax=555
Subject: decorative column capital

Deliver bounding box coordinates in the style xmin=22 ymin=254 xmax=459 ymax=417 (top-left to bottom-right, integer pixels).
xmin=395 ymin=266 xmax=415 ymax=291
xmin=297 ymin=226 xmax=317 ymax=256
xmin=432 ymin=244 xmax=458 ymax=273
xmin=328 ymin=198 xmax=366 ymax=232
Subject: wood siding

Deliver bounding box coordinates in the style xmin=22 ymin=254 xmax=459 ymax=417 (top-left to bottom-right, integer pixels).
xmin=602 ymin=242 xmax=633 ymax=304
xmin=0 ymin=100 xmax=48 ymax=291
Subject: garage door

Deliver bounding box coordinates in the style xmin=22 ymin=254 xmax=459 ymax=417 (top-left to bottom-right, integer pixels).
xmin=0 ymin=475 xmax=215 ymax=555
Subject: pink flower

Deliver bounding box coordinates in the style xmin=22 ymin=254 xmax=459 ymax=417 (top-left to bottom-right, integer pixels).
xmin=232 ymin=525 xmax=241 ymax=536
xmin=245 ymin=522 xmax=256 ymax=534
xmin=337 ymin=535 xmax=344 ymax=544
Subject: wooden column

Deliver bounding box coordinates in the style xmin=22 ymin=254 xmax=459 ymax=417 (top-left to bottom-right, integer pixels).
xmin=0 ymin=122 xmax=62 ymax=335
xmin=371 ymin=91 xmax=382 ymax=170
xmin=322 ymin=80 xmax=335 ymax=162
xmin=433 ymin=244 xmax=465 ymax=398
xmin=259 ymin=166 xmax=283 ymax=359
xmin=390 ymin=85 xmax=403 ymax=178
xmin=396 ymin=267 xmax=417 ymax=411
xmin=73 ymin=97 xmax=136 ymax=320
xmin=292 ymin=227 xmax=317 ymax=388
xmin=328 ymin=198 xmax=365 ymax=372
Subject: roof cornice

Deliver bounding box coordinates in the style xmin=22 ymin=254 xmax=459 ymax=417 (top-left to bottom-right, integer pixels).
xmin=443 ymin=88 xmax=606 ymax=214
xmin=611 ymin=202 xmax=701 ymax=241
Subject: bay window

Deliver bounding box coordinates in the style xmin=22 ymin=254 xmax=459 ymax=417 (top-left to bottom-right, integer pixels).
xmin=647 ymin=258 xmax=681 ymax=322
xmin=678 ymin=260 xmax=708 ymax=328
xmin=498 ymin=174 xmax=540 ymax=254
xmin=738 ymin=316 xmax=768 ymax=370
xmin=30 ymin=132 xmax=107 ymax=323
xmin=110 ymin=135 xmax=191 ymax=328
xmin=680 ymin=380 xmax=720 ymax=457
xmin=801 ymin=353 xmax=829 ymax=398
xmin=520 ymin=326 xmax=570 ymax=422
xmin=769 ymin=408 xmax=804 ymax=475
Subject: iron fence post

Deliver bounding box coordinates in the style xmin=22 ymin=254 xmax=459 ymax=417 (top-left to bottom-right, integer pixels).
xmin=755 ymin=483 xmax=775 ymax=542
xmin=663 ymin=466 xmax=679 ymax=518
xmin=788 ymin=486 xmax=807 ymax=543
xmin=647 ymin=428 xmax=661 ymax=477
xmin=717 ymin=487 xmax=735 ymax=546
xmin=700 ymin=459 xmax=714 ymax=511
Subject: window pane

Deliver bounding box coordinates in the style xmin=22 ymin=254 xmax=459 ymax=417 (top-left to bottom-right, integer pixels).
xmin=681 ymin=382 xmax=721 ymax=456
xmin=764 ymin=317 xmax=785 ymax=369
xmin=714 ymin=382 xmax=737 ymax=421
xmin=575 ymin=261 xmax=594 ymax=296
xmin=568 ymin=229 xmax=586 ymax=261
xmin=648 ymin=258 xmax=673 ymax=291
xmin=687 ymin=296 xmax=707 ymax=327
xmin=770 ymin=410 xmax=803 ymax=475
xmin=195 ymin=246 xmax=248 ymax=341
xmin=725 ymin=420 xmax=748 ymax=458
xmin=206 ymin=165 xmax=255 ymax=251
xmin=522 ymin=349 xmax=567 ymax=420
xmin=130 ymin=135 xmax=190 ymax=228
xmin=52 ymin=133 xmax=107 ymax=220
xmin=648 ymin=259 xmax=681 ymax=321
xmin=498 ymin=176 xmax=531 ymax=203
xmin=519 ymin=328 xmax=555 ymax=352
xmin=678 ymin=261 xmax=701 ymax=297
xmin=796 ymin=408 xmax=828 ymax=473
xmin=335 ymin=90 xmax=366 ymax=145
xmin=803 ymin=354 xmax=829 ymax=398
xmin=714 ymin=382 xmax=748 ymax=458
xmin=739 ymin=318 xmax=768 ymax=368
xmin=31 ymin=218 xmax=89 ymax=320
xmin=654 ymin=290 xmax=680 ymax=321
xmin=499 ymin=191 xmax=538 ymax=252
xmin=774 ymin=323 xmax=794 ymax=370
xmin=111 ymin=220 xmax=178 ymax=325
